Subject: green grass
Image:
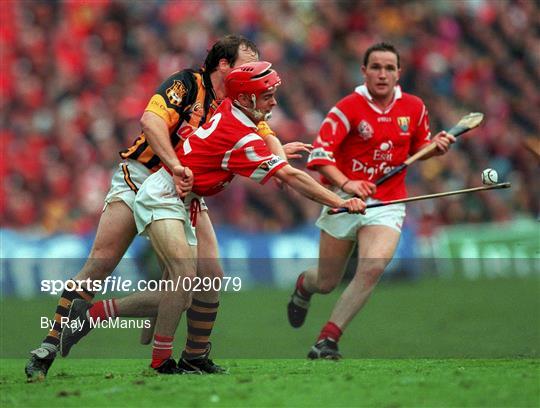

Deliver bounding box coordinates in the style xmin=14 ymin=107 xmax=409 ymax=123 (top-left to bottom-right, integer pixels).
xmin=1 ymin=277 xmax=539 ymax=406
xmin=1 ymin=359 xmax=539 ymax=407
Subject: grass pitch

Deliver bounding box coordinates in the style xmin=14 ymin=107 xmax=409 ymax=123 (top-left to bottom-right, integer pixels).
xmin=1 ymin=359 xmax=539 ymax=407
xmin=1 ymin=277 xmax=539 ymax=406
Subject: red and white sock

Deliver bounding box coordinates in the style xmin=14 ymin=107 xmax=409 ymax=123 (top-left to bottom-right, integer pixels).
xmin=318 ymin=321 xmax=342 ymax=343
xmin=151 ymin=334 xmax=174 ymax=368
xmin=88 ymin=299 xmax=118 ymax=322
xmin=296 ymin=273 xmax=312 ymax=299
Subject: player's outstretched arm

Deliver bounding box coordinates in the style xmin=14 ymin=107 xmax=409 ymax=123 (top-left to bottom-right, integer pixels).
xmin=274 ymin=164 xmax=365 ymax=213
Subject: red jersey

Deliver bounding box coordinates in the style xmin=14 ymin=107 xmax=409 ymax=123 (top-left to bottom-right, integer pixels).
xmin=307 ymin=85 xmax=431 ymax=201
xmin=174 ymin=99 xmax=287 ymax=196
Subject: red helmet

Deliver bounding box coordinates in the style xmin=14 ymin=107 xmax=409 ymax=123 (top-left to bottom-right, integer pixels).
xmin=225 ymin=61 xmax=281 ymax=100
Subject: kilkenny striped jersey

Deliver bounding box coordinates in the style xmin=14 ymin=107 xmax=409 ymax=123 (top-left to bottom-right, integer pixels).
xmin=120 ymin=69 xmax=219 ymax=171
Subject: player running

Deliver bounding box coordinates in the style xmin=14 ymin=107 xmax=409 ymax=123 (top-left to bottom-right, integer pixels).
xmin=25 ymin=35 xmax=309 ymax=381
xmin=287 ymin=42 xmax=456 ymax=359
xmin=60 ymin=61 xmax=366 ymax=373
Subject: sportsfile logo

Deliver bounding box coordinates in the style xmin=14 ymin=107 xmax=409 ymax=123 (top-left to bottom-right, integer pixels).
xmin=40 ymin=276 xmax=242 ymax=295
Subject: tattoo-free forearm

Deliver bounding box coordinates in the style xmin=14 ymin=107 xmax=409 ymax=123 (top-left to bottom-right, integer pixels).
xmin=276 ymin=165 xmax=342 ymax=207
xmin=315 ymin=164 xmax=349 ymax=189
xmin=140 ymin=111 xmax=182 ymax=170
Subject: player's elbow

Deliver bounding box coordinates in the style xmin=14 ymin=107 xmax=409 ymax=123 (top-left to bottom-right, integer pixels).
xmin=140 ymin=111 xmax=152 ymax=129
xmin=140 ymin=111 xmax=162 ymax=135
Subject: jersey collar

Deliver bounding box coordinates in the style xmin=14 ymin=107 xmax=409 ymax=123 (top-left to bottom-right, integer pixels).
xmin=354 ymin=84 xmax=402 ymax=114
xmin=230 ymin=100 xmax=258 ymax=129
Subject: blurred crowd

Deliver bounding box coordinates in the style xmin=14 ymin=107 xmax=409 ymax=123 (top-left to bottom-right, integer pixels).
xmin=1 ymin=0 xmax=538 ymax=235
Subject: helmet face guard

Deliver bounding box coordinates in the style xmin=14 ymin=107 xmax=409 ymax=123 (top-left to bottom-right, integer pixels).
xmin=225 ymin=61 xmax=281 ymax=120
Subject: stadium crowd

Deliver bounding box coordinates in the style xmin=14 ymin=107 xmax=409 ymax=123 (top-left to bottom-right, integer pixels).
xmin=2 ymin=0 xmax=538 ymax=235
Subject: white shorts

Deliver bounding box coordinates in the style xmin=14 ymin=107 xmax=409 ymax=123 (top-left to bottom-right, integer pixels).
xmin=316 ymin=188 xmax=406 ymax=241
xmin=133 ymin=168 xmax=206 ymax=246
xmin=104 ymin=159 xmax=151 ymax=211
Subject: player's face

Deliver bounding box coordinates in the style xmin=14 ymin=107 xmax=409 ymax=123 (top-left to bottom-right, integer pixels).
xmin=255 ymin=89 xmax=278 ymax=115
xmin=362 ymin=51 xmax=400 ymax=101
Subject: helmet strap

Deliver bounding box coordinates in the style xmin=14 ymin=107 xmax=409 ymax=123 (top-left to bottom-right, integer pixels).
xmin=250 ymin=94 xmax=271 ymax=121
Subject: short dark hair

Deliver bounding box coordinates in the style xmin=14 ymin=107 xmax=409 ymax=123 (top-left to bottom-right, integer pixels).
xmin=203 ymin=35 xmax=259 ymax=73
xmin=363 ymin=42 xmax=400 ymax=68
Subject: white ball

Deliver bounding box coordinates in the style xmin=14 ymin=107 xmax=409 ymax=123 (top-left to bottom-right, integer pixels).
xmin=481 ymin=168 xmax=498 ymax=185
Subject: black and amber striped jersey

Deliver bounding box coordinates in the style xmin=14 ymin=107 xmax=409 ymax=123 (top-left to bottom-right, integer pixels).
xmin=120 ymin=69 xmax=220 ymax=171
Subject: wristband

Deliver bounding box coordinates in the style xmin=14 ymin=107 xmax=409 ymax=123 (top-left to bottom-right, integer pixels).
xmin=340 ymin=180 xmax=350 ymax=191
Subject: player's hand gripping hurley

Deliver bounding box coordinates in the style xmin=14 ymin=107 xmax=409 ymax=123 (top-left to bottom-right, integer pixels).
xmin=374 ymin=112 xmax=484 ymax=186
